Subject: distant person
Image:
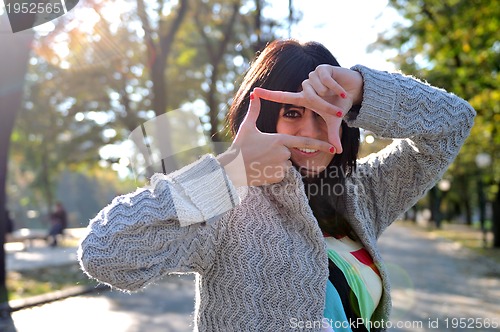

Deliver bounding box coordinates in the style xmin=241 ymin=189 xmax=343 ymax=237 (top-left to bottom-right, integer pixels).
xmin=78 ymin=40 xmax=475 ymax=331
xmin=47 ymin=202 xmax=67 ymax=247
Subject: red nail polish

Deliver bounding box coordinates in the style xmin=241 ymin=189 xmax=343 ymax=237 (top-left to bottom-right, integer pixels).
xmin=336 ymin=111 xmax=343 ymax=117
xmin=329 ymin=146 xmax=336 ymax=154
xmin=250 ymin=92 xmax=254 ymax=100
xmin=340 ymin=93 xmax=347 ymax=99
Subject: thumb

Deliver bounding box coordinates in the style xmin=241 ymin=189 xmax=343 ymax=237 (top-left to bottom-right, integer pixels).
xmin=239 ymin=91 xmax=261 ymax=132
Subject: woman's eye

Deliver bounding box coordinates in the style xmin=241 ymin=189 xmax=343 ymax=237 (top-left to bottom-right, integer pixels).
xmin=283 ymin=109 xmax=302 ymax=118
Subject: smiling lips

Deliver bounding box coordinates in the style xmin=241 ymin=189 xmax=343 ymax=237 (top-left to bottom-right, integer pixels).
xmin=292 ymin=148 xmax=328 ymax=175
xmin=295 ymin=147 xmax=319 ymax=155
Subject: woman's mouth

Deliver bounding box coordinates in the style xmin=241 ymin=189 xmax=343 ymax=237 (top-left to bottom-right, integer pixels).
xmin=295 ymin=147 xmax=319 ymax=155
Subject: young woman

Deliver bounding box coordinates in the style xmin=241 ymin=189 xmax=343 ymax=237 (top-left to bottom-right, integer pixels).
xmin=78 ymin=40 xmax=475 ymax=331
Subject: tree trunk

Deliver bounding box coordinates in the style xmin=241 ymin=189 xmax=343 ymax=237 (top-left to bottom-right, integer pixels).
xmin=457 ymin=175 xmax=473 ymax=225
xmin=463 ymin=193 xmax=473 ymax=225
xmin=194 ymin=1 xmax=239 ymax=150
xmin=0 ymin=16 xmax=35 ymax=331
xmin=253 ymin=0 xmax=266 ymax=52
xmin=429 ymin=186 xmax=442 ymax=228
xmin=208 ymin=64 xmax=221 ymax=144
xmin=493 ymin=187 xmax=500 ymax=248
xmin=136 ymin=0 xmax=188 ymax=175
xmin=41 ymin=146 xmax=53 ymax=216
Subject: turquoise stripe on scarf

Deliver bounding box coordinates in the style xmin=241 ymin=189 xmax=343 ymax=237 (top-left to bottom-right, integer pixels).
xmin=327 ymin=249 xmax=375 ymax=331
xmin=324 ymin=279 xmax=352 ymax=332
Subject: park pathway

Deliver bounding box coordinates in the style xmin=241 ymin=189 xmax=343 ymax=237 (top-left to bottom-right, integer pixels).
xmin=378 ymin=222 xmax=500 ymax=331
xmin=9 ymin=222 xmax=500 ymax=331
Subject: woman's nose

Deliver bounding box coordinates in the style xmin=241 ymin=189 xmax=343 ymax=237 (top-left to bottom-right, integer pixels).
xmin=297 ymin=112 xmax=322 ymax=138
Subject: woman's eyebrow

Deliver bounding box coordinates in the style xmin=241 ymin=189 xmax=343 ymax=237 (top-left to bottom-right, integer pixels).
xmin=283 ymin=104 xmax=305 ymax=110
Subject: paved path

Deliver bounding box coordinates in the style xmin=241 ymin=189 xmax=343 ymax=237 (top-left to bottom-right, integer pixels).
xmin=8 ymin=223 xmax=500 ymax=331
xmin=11 ymin=275 xmax=196 ymax=332
xmin=378 ymin=223 xmax=500 ymax=331
xmin=6 ymin=243 xmax=79 ymax=271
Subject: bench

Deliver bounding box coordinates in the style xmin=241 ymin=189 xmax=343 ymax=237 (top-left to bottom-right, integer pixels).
xmin=5 ymin=228 xmax=87 ymax=250
xmin=5 ymin=228 xmax=48 ymax=249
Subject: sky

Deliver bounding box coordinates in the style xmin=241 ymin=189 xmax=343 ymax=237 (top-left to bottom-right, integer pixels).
xmin=289 ymin=0 xmax=400 ymax=71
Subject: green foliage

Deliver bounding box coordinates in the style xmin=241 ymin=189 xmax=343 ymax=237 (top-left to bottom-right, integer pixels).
xmin=372 ymin=0 xmax=500 ymax=217
xmin=9 ymin=59 xmax=114 ymax=214
xmin=375 ymin=0 xmax=499 ymax=109
xmin=8 ymin=0 xmax=301 ymax=226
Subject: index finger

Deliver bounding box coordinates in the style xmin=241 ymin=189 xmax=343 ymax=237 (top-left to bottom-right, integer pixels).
xmin=253 ymin=87 xmax=302 ymax=105
xmin=253 ymin=87 xmax=343 ymax=117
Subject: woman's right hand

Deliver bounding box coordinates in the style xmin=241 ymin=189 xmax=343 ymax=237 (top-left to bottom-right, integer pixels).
xmin=218 ymin=92 xmax=335 ymax=187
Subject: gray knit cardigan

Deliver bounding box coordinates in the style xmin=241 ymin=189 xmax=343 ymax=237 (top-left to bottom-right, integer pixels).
xmin=78 ymin=65 xmax=475 ymax=331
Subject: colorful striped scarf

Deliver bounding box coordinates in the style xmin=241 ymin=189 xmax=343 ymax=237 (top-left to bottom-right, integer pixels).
xmin=322 ymin=236 xmax=382 ymax=332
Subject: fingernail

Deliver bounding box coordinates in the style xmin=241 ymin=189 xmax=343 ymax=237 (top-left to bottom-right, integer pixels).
xmin=340 ymin=93 xmax=347 ymax=99
xmin=336 ymin=111 xmax=343 ymax=117
xmin=329 ymin=146 xmax=336 ymax=154
xmin=250 ymin=92 xmax=255 ymax=100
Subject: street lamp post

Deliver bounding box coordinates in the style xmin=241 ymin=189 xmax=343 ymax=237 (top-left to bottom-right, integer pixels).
xmin=475 ymin=153 xmax=492 ymax=248
xmin=437 ymin=179 xmax=451 ymax=226
xmin=438 ymin=178 xmax=451 ymax=211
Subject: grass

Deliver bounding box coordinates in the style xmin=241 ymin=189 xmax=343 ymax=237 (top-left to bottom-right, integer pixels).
xmin=398 ymin=220 xmax=500 ymax=264
xmin=430 ymin=227 xmax=500 ymax=264
xmin=7 ymin=263 xmax=98 ymax=301
xmin=6 ymin=237 xmax=98 ymax=301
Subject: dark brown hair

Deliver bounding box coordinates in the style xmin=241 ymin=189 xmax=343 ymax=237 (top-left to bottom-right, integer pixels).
xmin=226 ymin=39 xmax=361 ymax=237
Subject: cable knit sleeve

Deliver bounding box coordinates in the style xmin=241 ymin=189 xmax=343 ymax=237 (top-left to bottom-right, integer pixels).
xmin=77 ymin=155 xmax=240 ymax=291
xmin=344 ymin=65 xmax=476 ymax=237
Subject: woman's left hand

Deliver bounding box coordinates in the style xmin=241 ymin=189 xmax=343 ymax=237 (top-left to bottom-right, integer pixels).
xmin=253 ymin=65 xmax=363 ymax=154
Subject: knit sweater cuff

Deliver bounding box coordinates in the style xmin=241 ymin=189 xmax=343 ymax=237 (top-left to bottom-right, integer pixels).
xmin=347 ymin=65 xmax=398 ymax=137
xmin=152 ymin=155 xmax=240 ymax=227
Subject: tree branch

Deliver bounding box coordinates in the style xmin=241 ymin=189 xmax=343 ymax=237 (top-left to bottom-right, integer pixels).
xmin=159 ymin=0 xmax=189 ymax=61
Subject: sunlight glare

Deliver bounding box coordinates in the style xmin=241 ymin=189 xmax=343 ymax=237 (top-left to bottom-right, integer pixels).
xmin=99 ymin=144 xmax=117 ymax=160
xmin=87 ymin=111 xmax=111 ymax=125
xmin=233 ymin=55 xmax=244 ymax=67
xmin=119 ymin=157 xmax=130 ymax=167
xmin=52 ymin=41 xmax=70 ymax=59
xmin=33 ymin=21 xmax=56 ymax=36
xmin=100 ymin=0 xmax=134 ymax=33
xmin=103 ymin=128 xmax=117 ymax=138
xmin=75 ymin=112 xmax=85 ymax=122
xmin=161 ymin=0 xmax=178 ymax=16
xmin=291 ymin=0 xmax=401 ymax=71
xmin=74 ymin=7 xmax=100 ymax=34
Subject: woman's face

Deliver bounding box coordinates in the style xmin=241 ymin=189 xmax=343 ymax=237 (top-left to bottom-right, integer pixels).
xmin=276 ymin=105 xmax=337 ymax=177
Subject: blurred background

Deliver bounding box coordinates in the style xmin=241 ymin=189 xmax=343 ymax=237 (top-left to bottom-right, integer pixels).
xmin=0 ymin=0 xmax=499 ymax=330
xmin=2 ymin=0 xmax=499 ymax=242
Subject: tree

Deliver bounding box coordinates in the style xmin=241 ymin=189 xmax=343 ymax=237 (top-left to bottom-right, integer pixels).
xmin=138 ymin=0 xmax=189 ymax=117
xmin=194 ymin=0 xmax=241 ymax=145
xmin=371 ymin=0 xmax=500 ymax=245
xmin=191 ymin=0 xmax=301 ymax=147
xmin=9 ymin=59 xmax=117 ymax=217
xmin=0 ymin=13 xmax=35 ymax=331
xmin=9 ymin=0 xmax=304 ymax=225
